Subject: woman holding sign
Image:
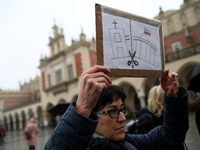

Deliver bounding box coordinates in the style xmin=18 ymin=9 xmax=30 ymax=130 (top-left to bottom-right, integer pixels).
xmin=44 ymin=65 xmax=188 ymax=150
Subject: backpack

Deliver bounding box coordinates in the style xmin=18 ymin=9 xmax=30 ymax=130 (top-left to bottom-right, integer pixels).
xmin=127 ymin=113 xmax=155 ymax=134
xmin=127 ymin=113 xmax=188 ymax=150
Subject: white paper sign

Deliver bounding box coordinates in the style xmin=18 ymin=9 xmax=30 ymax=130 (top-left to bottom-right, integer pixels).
xmin=102 ymin=13 xmax=162 ymax=70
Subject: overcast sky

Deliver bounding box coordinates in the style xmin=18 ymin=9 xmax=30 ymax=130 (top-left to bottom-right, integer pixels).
xmin=0 ymin=0 xmax=184 ymax=90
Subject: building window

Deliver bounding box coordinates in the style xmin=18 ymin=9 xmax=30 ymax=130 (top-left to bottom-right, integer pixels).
xmin=47 ymin=75 xmax=51 ymax=87
xmin=55 ymin=70 xmax=62 ymax=84
xmin=172 ymin=42 xmax=182 ymax=52
xmin=67 ymin=64 xmax=74 ymax=80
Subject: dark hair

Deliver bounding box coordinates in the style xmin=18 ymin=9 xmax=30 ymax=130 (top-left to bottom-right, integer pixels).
xmin=93 ymin=84 xmax=126 ymax=112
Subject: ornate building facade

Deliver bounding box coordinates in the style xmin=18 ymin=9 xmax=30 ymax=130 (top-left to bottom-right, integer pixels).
xmin=0 ymin=0 xmax=200 ymax=131
xmin=0 ymin=76 xmax=40 ymax=130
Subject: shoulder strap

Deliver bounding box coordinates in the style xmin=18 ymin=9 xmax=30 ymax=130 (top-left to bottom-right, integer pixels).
xmin=125 ymin=141 xmax=138 ymax=150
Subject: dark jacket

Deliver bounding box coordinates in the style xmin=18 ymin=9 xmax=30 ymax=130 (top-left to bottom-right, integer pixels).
xmin=127 ymin=111 xmax=164 ymax=134
xmin=44 ymin=87 xmax=188 ymax=150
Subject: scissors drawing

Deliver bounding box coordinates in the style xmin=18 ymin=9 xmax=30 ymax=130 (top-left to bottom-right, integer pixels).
xmin=127 ymin=50 xmax=139 ymax=68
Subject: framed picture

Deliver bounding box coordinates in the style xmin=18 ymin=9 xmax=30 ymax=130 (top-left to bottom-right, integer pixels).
xmin=95 ymin=4 xmax=165 ymax=78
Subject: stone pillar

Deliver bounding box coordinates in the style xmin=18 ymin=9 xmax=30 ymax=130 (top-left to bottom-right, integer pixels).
xmin=137 ymin=87 xmax=146 ymax=108
xmin=19 ymin=117 xmax=23 ymax=130
xmin=26 ymin=116 xmax=30 ymax=124
xmin=43 ymin=110 xmax=50 ymax=128
xmin=10 ymin=118 xmax=14 ymax=131
xmin=7 ymin=120 xmax=10 ymax=131
xmin=34 ymin=114 xmax=38 ymax=126
xmin=12 ymin=118 xmax=16 ymax=130
xmin=22 ymin=116 xmax=26 ymax=129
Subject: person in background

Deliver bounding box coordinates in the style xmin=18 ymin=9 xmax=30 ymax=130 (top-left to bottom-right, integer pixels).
xmin=127 ymin=85 xmax=164 ymax=134
xmin=41 ymin=121 xmax=44 ymax=130
xmin=25 ymin=118 xmax=39 ymax=150
xmin=44 ymin=65 xmax=189 ymax=150
xmin=138 ymin=107 xmax=150 ymax=118
xmin=148 ymin=85 xmax=164 ymax=119
xmin=0 ymin=125 xmax=5 ymax=148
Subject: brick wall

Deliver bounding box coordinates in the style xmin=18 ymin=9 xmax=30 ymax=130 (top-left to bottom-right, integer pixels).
xmin=164 ymin=25 xmax=200 ymax=54
xmin=90 ymin=51 xmax=97 ymax=67
xmin=3 ymin=99 xmax=30 ymax=109
xmin=75 ymin=53 xmax=83 ymax=77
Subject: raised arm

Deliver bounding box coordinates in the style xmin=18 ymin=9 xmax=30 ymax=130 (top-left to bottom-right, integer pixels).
xmin=44 ymin=65 xmax=112 ymax=150
xmin=127 ymin=69 xmax=189 ymax=150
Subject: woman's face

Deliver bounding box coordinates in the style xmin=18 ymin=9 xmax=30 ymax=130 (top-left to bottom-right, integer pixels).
xmin=95 ymin=98 xmax=126 ymax=141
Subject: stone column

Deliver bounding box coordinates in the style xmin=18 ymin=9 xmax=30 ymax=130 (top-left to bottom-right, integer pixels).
xmin=137 ymin=87 xmax=146 ymax=108
xmin=34 ymin=114 xmax=38 ymax=126
xmin=43 ymin=110 xmax=51 ymax=128
xmin=10 ymin=118 xmax=14 ymax=131
xmin=12 ymin=118 xmax=16 ymax=130
xmin=19 ymin=117 xmax=23 ymax=130
xmin=26 ymin=116 xmax=30 ymax=124
xmin=7 ymin=120 xmax=10 ymax=131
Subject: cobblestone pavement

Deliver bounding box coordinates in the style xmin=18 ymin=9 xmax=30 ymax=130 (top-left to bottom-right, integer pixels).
xmin=0 ymin=128 xmax=53 ymax=150
xmin=0 ymin=112 xmax=199 ymax=150
xmin=185 ymin=111 xmax=200 ymax=150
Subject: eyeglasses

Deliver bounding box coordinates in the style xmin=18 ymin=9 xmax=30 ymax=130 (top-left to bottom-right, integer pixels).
xmin=96 ymin=107 xmax=129 ymax=119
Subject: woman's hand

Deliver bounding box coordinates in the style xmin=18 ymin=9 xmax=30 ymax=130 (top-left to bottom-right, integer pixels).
xmin=75 ymin=65 xmax=112 ymax=118
xmin=159 ymin=69 xmax=178 ymax=97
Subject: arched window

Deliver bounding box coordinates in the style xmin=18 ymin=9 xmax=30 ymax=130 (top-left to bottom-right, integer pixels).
xmin=167 ymin=19 xmax=175 ymax=35
xmin=195 ymin=6 xmax=200 ymax=23
xmin=180 ymin=13 xmax=188 ymax=27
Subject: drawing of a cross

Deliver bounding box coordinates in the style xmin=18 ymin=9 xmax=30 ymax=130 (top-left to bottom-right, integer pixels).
xmin=112 ymin=20 xmax=117 ymax=29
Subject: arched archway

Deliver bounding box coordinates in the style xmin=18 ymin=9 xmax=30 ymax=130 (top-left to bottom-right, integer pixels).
xmin=143 ymin=78 xmax=159 ymax=106
xmin=56 ymin=99 xmax=67 ymax=122
xmin=28 ymin=108 xmax=34 ymax=119
xmin=37 ymin=106 xmax=43 ymax=128
xmin=21 ymin=111 xmax=26 ymax=129
xmin=177 ymin=63 xmax=200 ymax=102
xmin=15 ymin=113 xmax=19 ymax=130
xmin=46 ymin=103 xmax=53 ymax=127
xmin=9 ymin=114 xmax=13 ymax=131
xmin=119 ymin=82 xmax=138 ymax=112
xmin=3 ymin=116 xmax=8 ymax=131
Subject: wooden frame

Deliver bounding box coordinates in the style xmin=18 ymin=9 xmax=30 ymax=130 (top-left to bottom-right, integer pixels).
xmin=95 ymin=3 xmax=165 ymax=78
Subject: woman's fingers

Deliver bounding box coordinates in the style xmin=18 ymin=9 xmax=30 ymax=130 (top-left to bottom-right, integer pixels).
xmin=167 ymin=81 xmax=178 ymax=97
xmin=76 ymin=65 xmax=112 ymax=118
xmin=164 ymin=69 xmax=169 ymax=78
xmin=81 ymin=69 xmax=112 ymax=89
xmin=86 ymin=71 xmax=112 ymax=84
xmin=160 ymin=69 xmax=178 ymax=97
xmin=171 ymin=72 xmax=178 ymax=80
xmin=83 ymin=65 xmax=111 ymax=75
